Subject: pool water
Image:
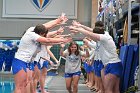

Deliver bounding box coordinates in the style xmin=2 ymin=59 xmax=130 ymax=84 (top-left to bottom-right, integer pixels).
xmin=0 ymin=81 xmax=15 ymax=93
xmin=0 ymin=71 xmax=57 ymax=93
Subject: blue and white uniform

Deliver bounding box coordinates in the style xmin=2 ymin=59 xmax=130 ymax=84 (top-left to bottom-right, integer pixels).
xmin=83 ymin=48 xmax=94 ymax=74
xmin=87 ymin=40 xmax=96 ymax=72
xmin=34 ymin=45 xmax=50 ymax=70
xmin=98 ymin=32 xmax=122 ymax=77
xmin=12 ymin=27 xmax=41 ymax=74
xmin=63 ymin=49 xmax=85 ymax=78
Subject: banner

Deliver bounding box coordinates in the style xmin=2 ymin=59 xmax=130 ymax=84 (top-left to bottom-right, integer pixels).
xmin=2 ymin=0 xmax=77 ymax=19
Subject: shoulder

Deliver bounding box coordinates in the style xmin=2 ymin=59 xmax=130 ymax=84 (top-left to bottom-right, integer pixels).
xmin=99 ymin=32 xmax=112 ymax=42
xmin=26 ymin=27 xmax=35 ymax=32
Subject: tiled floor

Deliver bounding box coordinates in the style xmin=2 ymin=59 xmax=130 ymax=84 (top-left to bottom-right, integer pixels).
xmin=45 ymin=76 xmax=94 ymax=93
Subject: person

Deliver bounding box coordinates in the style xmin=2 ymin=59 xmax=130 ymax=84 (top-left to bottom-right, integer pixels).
xmin=83 ymin=38 xmax=96 ymax=91
xmin=32 ymin=45 xmax=55 ymax=93
xmin=79 ymin=45 xmax=87 ymax=84
xmin=12 ymin=14 xmax=72 ymax=93
xmin=60 ymin=41 xmax=89 ymax=93
xmin=69 ymin=21 xmax=123 ymax=93
xmin=32 ymin=26 xmax=65 ymax=93
xmin=81 ymin=39 xmax=94 ymax=88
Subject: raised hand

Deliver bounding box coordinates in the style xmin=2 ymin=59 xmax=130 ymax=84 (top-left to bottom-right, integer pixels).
xmin=61 ymin=37 xmax=72 ymax=44
xmin=72 ymin=20 xmax=81 ymax=27
xmin=58 ymin=13 xmax=68 ymax=25
xmin=57 ymin=26 xmax=64 ymax=35
xmin=68 ymin=26 xmax=80 ymax=34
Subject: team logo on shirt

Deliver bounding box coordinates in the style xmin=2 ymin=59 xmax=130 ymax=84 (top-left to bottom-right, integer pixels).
xmin=68 ymin=55 xmax=79 ymax=63
xmin=31 ymin=0 xmax=52 ymax=12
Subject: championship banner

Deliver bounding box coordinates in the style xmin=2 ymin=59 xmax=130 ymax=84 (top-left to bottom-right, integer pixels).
xmin=2 ymin=0 xmax=77 ymax=19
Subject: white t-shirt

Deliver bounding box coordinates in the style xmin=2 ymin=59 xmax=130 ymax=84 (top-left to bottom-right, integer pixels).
xmin=87 ymin=40 xmax=96 ymax=60
xmin=97 ymin=32 xmax=121 ymax=64
xmin=94 ymin=42 xmax=101 ymax=61
xmin=15 ymin=27 xmax=41 ymax=63
xmin=88 ymin=40 xmax=96 ymax=49
xmin=63 ymin=49 xmax=85 ymax=73
xmin=88 ymin=48 xmax=95 ymax=60
xmin=34 ymin=45 xmax=50 ymax=67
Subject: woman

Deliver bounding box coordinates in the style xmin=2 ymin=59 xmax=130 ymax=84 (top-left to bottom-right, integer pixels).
xmin=60 ymin=41 xmax=89 ymax=93
xmin=12 ymin=14 xmax=72 ymax=93
xmin=83 ymin=38 xmax=96 ymax=91
xmin=32 ymin=26 xmax=65 ymax=93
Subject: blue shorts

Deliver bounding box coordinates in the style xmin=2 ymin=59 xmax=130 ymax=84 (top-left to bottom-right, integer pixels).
xmin=83 ymin=62 xmax=92 ymax=73
xmin=41 ymin=61 xmax=49 ymax=69
xmin=26 ymin=62 xmax=34 ymax=71
xmin=65 ymin=71 xmax=81 ymax=78
xmin=93 ymin=60 xmax=99 ymax=76
xmin=91 ymin=60 xmax=95 ymax=71
xmin=104 ymin=62 xmax=123 ymax=78
xmin=94 ymin=60 xmax=104 ymax=77
xmin=34 ymin=61 xmax=41 ymax=70
xmin=12 ymin=58 xmax=27 ymax=75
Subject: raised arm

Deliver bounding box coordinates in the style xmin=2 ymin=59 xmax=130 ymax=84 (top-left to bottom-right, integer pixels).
xmin=72 ymin=20 xmax=93 ymax=31
xmin=83 ymin=38 xmax=96 ymax=49
xmin=69 ymin=26 xmax=100 ymax=42
xmin=47 ymin=26 xmax=64 ymax=38
xmin=36 ymin=36 xmax=72 ymax=45
xmin=43 ymin=13 xmax=68 ymax=30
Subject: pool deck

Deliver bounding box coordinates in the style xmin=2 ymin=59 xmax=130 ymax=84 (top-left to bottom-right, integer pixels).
xmin=44 ymin=76 xmax=94 ymax=93
xmin=0 ymin=72 xmax=95 ymax=93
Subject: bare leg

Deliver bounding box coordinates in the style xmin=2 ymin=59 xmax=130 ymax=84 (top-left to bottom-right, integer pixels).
xmin=65 ymin=77 xmax=73 ymax=93
xmin=72 ymin=75 xmax=80 ymax=93
xmin=98 ymin=77 xmax=104 ymax=93
xmin=26 ymin=68 xmax=33 ymax=93
xmin=104 ymin=74 xmax=117 ymax=93
xmin=40 ymin=67 xmax=48 ymax=93
xmin=14 ymin=69 xmax=27 ymax=93
xmin=94 ymin=75 xmax=99 ymax=91
xmin=91 ymin=72 xmax=95 ymax=87
xmin=88 ymin=72 xmax=94 ymax=88
xmin=33 ymin=65 xmax=41 ymax=93
xmin=86 ymin=73 xmax=90 ymax=86
xmin=114 ymin=77 xmax=120 ymax=93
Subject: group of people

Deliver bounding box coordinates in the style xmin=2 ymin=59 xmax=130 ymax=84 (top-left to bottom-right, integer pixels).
xmin=12 ymin=13 xmax=123 ymax=93
xmin=66 ymin=21 xmax=123 ymax=93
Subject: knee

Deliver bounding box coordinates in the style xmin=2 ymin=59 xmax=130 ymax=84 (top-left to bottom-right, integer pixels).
xmin=41 ymin=73 xmax=47 ymax=77
xmin=73 ymin=84 xmax=78 ymax=93
xmin=66 ymin=86 xmax=71 ymax=91
xmin=73 ymin=84 xmax=78 ymax=89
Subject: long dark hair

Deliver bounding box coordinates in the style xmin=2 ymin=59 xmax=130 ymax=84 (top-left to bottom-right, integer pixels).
xmin=68 ymin=41 xmax=80 ymax=56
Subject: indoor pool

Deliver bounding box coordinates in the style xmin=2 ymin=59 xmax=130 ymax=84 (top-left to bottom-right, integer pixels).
xmin=0 ymin=81 xmax=15 ymax=93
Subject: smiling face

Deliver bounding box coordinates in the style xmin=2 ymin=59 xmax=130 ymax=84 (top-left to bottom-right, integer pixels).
xmin=70 ymin=44 xmax=78 ymax=53
xmin=68 ymin=41 xmax=80 ymax=56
